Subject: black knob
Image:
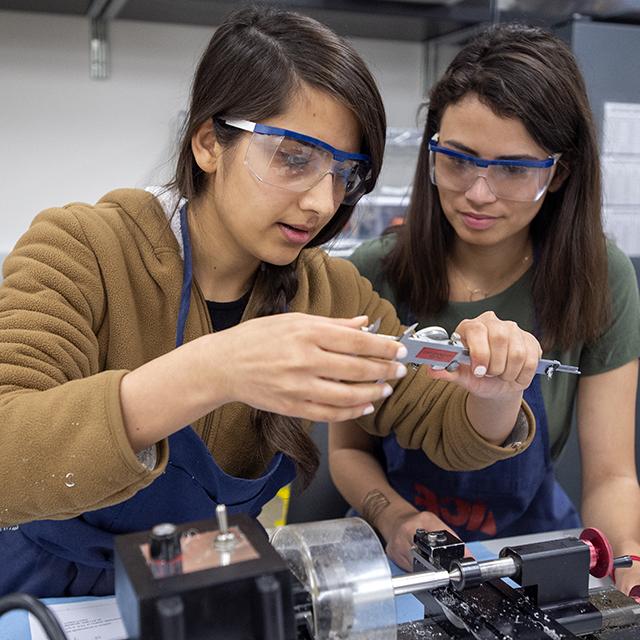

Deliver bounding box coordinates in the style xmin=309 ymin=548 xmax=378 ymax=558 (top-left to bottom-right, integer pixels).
xmin=150 ymin=523 xmax=182 ymax=562
xmin=613 ymin=555 xmax=634 ymax=569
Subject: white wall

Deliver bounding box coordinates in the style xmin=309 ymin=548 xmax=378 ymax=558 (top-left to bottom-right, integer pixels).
xmin=0 ymin=10 xmax=425 ymax=255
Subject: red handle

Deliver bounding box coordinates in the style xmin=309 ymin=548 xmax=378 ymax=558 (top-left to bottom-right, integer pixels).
xmin=579 ymin=527 xmax=614 ymax=579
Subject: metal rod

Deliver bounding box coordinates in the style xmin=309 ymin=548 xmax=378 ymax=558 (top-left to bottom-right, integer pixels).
xmin=477 ymin=557 xmax=518 ymax=581
xmin=216 ymin=504 xmax=229 ymax=535
xmin=391 ymin=568 xmax=459 ymax=596
xmin=391 ymin=557 xmax=519 ymax=596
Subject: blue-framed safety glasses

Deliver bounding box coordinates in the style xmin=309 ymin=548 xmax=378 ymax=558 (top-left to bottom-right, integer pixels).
xmin=219 ymin=118 xmax=372 ymax=206
xmin=428 ymin=133 xmax=561 ymax=202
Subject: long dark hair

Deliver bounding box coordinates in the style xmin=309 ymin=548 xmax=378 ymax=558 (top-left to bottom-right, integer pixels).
xmin=169 ymin=6 xmax=386 ymax=485
xmin=386 ymin=23 xmax=608 ymax=351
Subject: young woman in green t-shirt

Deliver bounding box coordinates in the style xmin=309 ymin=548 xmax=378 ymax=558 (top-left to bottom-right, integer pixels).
xmin=329 ymin=23 xmax=640 ymax=595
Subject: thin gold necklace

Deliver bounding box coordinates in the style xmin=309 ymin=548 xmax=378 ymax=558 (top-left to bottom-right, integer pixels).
xmin=450 ymin=253 xmax=532 ymax=302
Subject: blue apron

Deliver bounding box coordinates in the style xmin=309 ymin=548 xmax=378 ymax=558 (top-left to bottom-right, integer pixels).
xmin=0 ymin=203 xmax=295 ymax=598
xmin=382 ymin=303 xmax=580 ymax=542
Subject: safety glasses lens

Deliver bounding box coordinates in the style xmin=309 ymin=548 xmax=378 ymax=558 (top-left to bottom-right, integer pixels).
xmin=245 ymin=132 xmax=370 ymax=205
xmin=246 ymin=134 xmax=332 ymax=192
xmin=430 ymin=149 xmax=553 ymax=202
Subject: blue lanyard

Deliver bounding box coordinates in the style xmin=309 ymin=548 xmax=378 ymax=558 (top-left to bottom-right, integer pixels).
xmin=176 ymin=203 xmax=193 ymax=348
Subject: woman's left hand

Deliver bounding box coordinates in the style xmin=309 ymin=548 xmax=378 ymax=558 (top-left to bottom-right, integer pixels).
xmin=427 ymin=310 xmax=542 ymax=400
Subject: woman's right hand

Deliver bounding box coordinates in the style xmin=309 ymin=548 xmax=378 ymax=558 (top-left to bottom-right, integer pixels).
xmin=378 ymin=504 xmax=463 ymax=571
xmin=212 ymin=313 xmax=407 ymax=423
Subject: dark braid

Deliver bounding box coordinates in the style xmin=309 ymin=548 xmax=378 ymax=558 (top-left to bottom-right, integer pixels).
xmin=250 ymin=262 xmax=319 ymax=487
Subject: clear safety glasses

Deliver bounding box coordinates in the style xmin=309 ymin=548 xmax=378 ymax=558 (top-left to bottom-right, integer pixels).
xmin=428 ymin=134 xmax=561 ymax=203
xmin=219 ymin=118 xmax=372 ymax=206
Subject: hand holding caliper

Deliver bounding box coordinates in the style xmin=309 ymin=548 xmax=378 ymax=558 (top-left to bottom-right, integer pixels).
xmin=366 ymin=320 xmax=580 ymax=379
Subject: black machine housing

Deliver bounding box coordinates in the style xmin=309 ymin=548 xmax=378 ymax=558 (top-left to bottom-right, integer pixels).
xmin=114 ymin=514 xmax=296 ymax=640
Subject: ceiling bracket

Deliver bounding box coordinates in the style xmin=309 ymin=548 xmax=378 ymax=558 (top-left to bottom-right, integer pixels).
xmin=90 ymin=17 xmax=108 ymax=80
xmin=87 ymin=0 xmax=128 ymax=79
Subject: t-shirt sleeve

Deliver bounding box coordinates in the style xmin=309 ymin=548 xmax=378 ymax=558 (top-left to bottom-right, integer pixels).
xmin=348 ymin=235 xmax=400 ymax=309
xmin=579 ymin=243 xmax=640 ymax=375
xmin=348 ymin=236 xmax=393 ymax=287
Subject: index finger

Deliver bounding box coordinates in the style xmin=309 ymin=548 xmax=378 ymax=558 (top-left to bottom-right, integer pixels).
xmin=455 ymin=318 xmax=491 ymax=377
xmin=317 ymin=323 xmax=406 ymax=362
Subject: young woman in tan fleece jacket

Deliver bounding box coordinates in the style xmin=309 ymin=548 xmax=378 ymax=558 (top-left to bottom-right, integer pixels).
xmin=0 ymin=7 xmax=541 ymax=597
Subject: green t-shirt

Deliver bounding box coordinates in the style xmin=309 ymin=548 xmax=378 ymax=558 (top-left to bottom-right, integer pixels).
xmin=350 ymin=234 xmax=640 ymax=458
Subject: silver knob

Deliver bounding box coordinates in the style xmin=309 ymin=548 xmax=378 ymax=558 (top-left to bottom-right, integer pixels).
xmin=215 ymin=504 xmax=237 ymax=550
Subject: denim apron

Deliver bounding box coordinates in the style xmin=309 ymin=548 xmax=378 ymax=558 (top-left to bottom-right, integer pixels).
xmin=0 ymin=204 xmax=295 ymax=597
xmin=380 ymin=304 xmax=581 ymax=543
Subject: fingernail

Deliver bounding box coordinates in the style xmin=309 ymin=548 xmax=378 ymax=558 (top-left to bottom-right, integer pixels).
xmin=396 ymin=345 xmax=408 ymax=359
xmin=474 ymin=365 xmax=487 ymax=377
xmin=381 ymin=384 xmax=393 ymax=398
xmin=395 ymin=363 xmax=408 ymax=378
xmin=362 ymin=404 xmax=375 ymax=416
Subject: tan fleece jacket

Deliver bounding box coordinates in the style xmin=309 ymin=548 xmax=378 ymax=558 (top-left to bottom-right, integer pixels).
xmin=0 ymin=189 xmax=534 ymax=525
